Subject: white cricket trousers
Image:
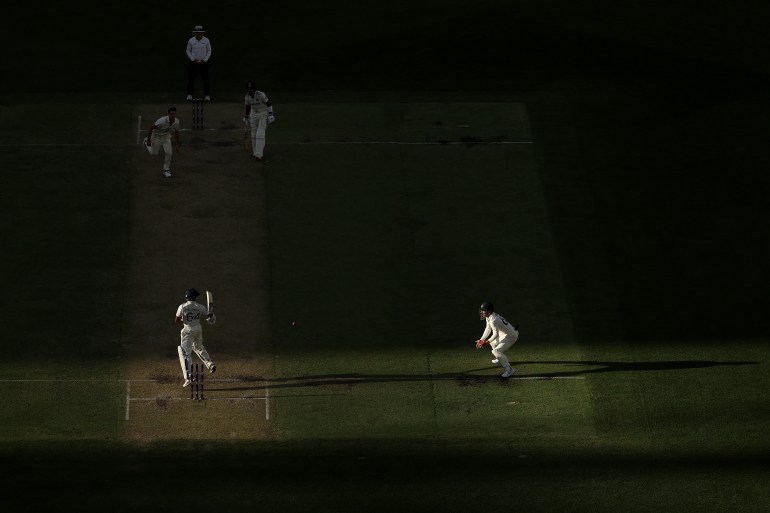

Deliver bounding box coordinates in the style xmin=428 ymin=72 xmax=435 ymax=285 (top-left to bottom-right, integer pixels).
xmin=178 ymin=324 xmax=215 ymax=378
xmin=249 ymin=111 xmax=268 ymax=158
xmin=146 ymin=136 xmax=173 ymax=171
xmin=490 ymin=331 xmax=518 ymax=369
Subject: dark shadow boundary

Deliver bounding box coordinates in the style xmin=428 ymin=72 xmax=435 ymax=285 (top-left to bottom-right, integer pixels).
xmin=211 ymin=360 xmax=758 ymax=392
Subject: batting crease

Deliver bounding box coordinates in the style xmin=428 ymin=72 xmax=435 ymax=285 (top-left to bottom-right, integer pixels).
xmin=118 ymin=377 xmax=271 ymax=421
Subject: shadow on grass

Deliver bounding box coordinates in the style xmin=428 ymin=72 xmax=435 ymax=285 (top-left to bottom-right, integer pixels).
xmin=515 ymin=359 xmax=759 ymax=378
xmin=215 ymin=360 xmax=758 ymax=392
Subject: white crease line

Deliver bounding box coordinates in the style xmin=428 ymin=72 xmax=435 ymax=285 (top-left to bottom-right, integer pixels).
xmin=0 ymin=378 xmax=243 ymax=383
xmin=180 ymin=133 xmax=534 ymax=144
xmin=0 ymin=376 xmax=581 ymax=383
xmin=0 ymin=379 xmax=159 ymax=382
xmin=125 ymin=380 xmax=131 ymax=421
xmin=274 ymin=140 xmax=533 ymax=145
xmin=265 ymin=382 xmax=270 ymax=420
xmin=0 ymin=140 xmax=533 ymax=147
xmin=136 ymin=127 xmax=533 ymax=143
xmin=129 ymin=397 xmax=267 ymax=401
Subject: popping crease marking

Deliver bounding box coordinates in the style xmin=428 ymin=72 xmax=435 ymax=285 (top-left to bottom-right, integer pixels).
xmin=134 ymin=129 xmax=535 ymax=144
xmin=119 ymin=378 xmax=270 ymax=421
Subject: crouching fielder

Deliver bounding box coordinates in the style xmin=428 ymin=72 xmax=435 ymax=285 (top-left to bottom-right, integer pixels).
xmin=175 ymin=288 xmax=217 ymax=387
xmin=243 ymin=80 xmax=275 ymax=161
xmin=475 ymin=302 xmax=519 ymax=378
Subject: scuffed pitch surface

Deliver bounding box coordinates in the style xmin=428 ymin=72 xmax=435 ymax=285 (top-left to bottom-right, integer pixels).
xmin=120 ymin=102 xmax=274 ymax=441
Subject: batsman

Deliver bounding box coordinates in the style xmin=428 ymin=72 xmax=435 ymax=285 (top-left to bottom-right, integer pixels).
xmin=175 ymin=288 xmax=217 ymax=388
xmin=243 ymin=80 xmax=275 ymax=161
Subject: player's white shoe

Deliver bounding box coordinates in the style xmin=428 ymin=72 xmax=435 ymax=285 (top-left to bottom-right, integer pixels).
xmin=163 ymin=169 xmax=172 ymax=178
xmin=182 ymin=379 xmax=191 ymax=388
xmin=491 ymin=359 xmax=499 ymax=364
xmin=501 ymin=367 xmax=515 ymax=378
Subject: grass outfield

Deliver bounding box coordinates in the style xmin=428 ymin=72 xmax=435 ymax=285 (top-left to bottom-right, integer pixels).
xmin=1 ymin=99 xmax=768 ymax=512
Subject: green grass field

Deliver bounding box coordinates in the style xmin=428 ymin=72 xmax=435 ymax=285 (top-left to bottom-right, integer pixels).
xmin=2 ymin=1 xmax=770 ymax=511
xmin=1 ymin=98 xmax=767 ymax=512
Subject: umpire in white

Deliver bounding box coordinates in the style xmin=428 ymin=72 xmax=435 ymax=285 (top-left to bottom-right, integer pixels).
xmin=186 ymin=25 xmax=212 ymax=101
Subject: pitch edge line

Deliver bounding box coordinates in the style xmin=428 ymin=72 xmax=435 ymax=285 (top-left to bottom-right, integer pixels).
xmin=128 ymin=397 xmax=267 ymax=401
xmin=0 ymin=378 xmax=252 ymax=382
xmin=0 ymin=379 xmax=162 ymax=382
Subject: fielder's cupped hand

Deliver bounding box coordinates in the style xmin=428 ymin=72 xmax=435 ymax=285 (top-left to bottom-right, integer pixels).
xmin=475 ymin=339 xmax=486 ymax=349
xmin=268 ymin=115 xmax=275 ymax=124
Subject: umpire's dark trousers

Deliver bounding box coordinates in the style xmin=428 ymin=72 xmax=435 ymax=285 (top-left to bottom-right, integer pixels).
xmin=187 ymin=60 xmax=211 ymax=97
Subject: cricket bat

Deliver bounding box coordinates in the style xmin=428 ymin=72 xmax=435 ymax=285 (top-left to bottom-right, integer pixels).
xmin=243 ymin=120 xmax=250 ymax=150
xmin=206 ymin=290 xmax=215 ymax=324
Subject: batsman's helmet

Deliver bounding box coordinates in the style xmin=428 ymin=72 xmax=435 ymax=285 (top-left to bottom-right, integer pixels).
xmin=245 ymin=81 xmax=256 ymax=91
xmin=185 ymin=288 xmax=200 ymax=300
xmin=479 ymin=302 xmax=494 ymax=319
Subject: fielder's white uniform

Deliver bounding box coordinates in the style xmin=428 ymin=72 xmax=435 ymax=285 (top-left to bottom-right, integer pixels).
xmin=175 ymin=300 xmax=216 ymax=380
xmin=145 ymin=115 xmax=180 ymax=172
xmin=480 ymin=312 xmax=518 ymax=371
xmin=245 ymin=90 xmax=272 ymax=159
